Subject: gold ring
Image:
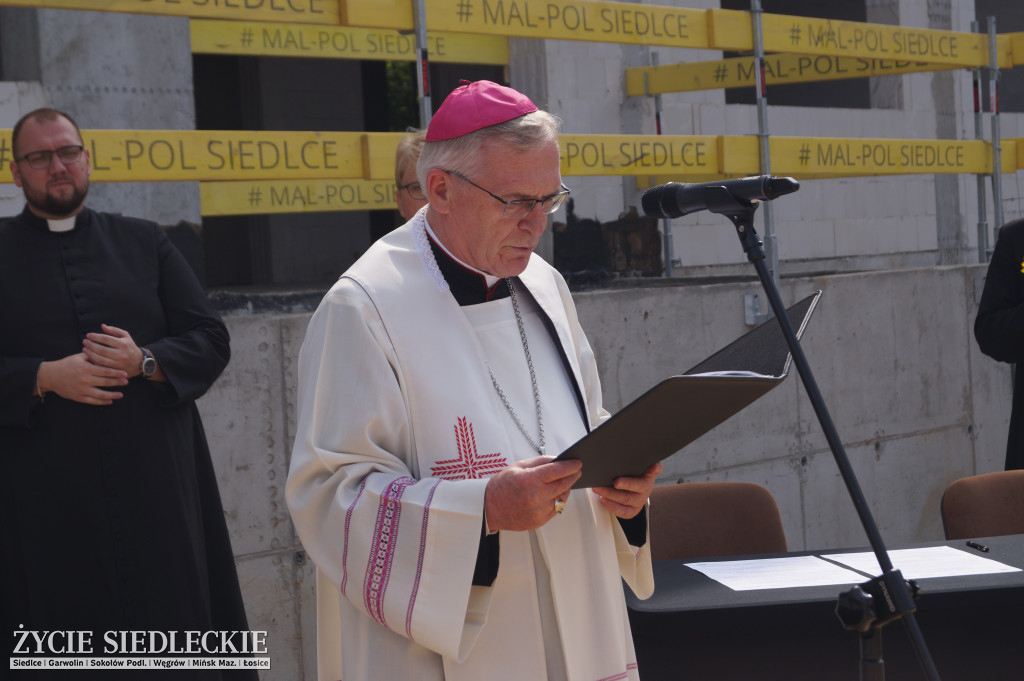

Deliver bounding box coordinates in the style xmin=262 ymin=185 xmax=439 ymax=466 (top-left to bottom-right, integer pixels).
xmin=554 ymin=498 xmax=566 ymax=514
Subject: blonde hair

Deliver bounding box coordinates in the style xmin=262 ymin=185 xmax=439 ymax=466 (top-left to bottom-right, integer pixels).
xmin=395 ymin=131 xmax=426 ymax=185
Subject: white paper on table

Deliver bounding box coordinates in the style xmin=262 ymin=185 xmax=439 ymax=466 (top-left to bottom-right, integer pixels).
xmin=822 ymin=546 xmax=1022 ymax=580
xmin=684 ymin=555 xmax=866 ymax=591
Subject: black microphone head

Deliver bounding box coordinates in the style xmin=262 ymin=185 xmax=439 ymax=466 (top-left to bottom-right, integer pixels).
xmin=764 ymin=176 xmax=799 ymax=199
xmin=641 ymin=182 xmax=682 ymax=219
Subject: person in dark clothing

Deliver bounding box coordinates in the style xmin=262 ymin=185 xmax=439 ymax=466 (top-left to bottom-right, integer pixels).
xmin=975 ymin=217 xmax=1024 ymax=471
xmin=1 ymin=107 xmax=255 ymax=678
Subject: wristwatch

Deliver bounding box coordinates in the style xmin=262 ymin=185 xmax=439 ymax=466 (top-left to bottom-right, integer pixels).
xmin=140 ymin=347 xmax=157 ymax=378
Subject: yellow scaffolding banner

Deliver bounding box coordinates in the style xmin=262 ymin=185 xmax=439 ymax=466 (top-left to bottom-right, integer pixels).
xmin=362 ymin=132 xmax=410 ymax=180
xmin=0 ymin=130 xmax=367 ymax=183
xmin=1012 ymin=33 xmax=1024 ymax=65
xmin=0 ymin=0 xmax=340 ymax=25
xmin=200 ymin=179 xmax=396 ymax=215
xmin=190 ymin=19 xmax=509 ymax=65
xmin=342 ymin=0 xmax=711 ymax=48
xmin=708 ymin=9 xmax=1014 ymax=69
xmin=4 ymin=130 xmax=1018 ymax=190
xmin=626 ymin=55 xmax=950 ymax=96
xmin=770 ymin=137 xmax=1016 ymax=178
xmin=710 ymin=136 xmax=1016 ymax=180
xmin=560 ymin=134 xmax=720 ymax=177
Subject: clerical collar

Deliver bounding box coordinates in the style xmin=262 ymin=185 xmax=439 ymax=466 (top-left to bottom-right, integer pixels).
xmin=423 ymin=217 xmax=509 ymax=306
xmin=47 ymin=216 xmax=76 ymax=233
xmin=18 ymin=205 xmax=84 ymax=233
xmin=422 ymin=219 xmax=500 ymax=287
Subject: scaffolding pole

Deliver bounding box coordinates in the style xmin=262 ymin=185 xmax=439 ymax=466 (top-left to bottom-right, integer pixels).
xmin=751 ymin=0 xmax=778 ymax=290
xmin=741 ymin=0 xmax=776 ymax=325
xmin=972 ymin=20 xmax=989 ymax=262
xmin=414 ymin=0 xmax=432 ymax=129
xmin=988 ymin=16 xmax=1003 ymax=240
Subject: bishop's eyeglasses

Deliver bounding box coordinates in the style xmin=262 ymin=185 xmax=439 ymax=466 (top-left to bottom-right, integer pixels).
xmin=16 ymin=145 xmax=86 ymax=170
xmin=445 ymin=170 xmax=570 ymax=220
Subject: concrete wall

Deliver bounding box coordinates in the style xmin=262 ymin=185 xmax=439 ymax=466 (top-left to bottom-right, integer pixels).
xmin=576 ymin=266 xmax=1007 ymax=547
xmin=201 ymin=313 xmax=316 ymax=680
xmin=201 ymin=263 xmax=1011 ymax=678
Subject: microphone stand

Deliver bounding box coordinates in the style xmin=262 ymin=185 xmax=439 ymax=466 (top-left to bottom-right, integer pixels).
xmin=700 ymin=186 xmax=941 ymax=681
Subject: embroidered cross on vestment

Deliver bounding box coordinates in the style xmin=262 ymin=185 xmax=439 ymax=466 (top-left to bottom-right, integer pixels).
xmin=430 ymin=417 xmax=508 ymax=480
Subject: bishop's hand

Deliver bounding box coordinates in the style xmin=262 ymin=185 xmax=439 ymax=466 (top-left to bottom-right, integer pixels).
xmin=484 ymin=456 xmax=582 ymax=532
xmin=592 ymin=462 xmax=662 ymax=520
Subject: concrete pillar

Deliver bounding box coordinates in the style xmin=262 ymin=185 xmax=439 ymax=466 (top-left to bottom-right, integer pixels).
xmin=928 ymin=0 xmax=969 ymax=265
xmin=866 ymin=0 xmax=904 ymax=110
xmin=508 ymin=37 xmax=557 ymax=264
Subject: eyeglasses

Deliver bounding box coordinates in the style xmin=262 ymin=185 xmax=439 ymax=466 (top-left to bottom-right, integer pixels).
xmin=398 ymin=180 xmax=426 ymax=201
xmin=16 ymin=145 xmax=85 ymax=170
xmin=445 ymin=170 xmax=570 ymax=220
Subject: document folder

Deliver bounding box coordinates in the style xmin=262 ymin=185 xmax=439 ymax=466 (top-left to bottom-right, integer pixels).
xmin=556 ymin=291 xmax=821 ymax=488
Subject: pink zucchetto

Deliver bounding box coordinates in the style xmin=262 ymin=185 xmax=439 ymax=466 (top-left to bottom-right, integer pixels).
xmin=425 ymin=80 xmax=538 ymax=142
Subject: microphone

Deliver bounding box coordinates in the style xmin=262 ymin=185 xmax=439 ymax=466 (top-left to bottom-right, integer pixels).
xmin=641 ymin=175 xmax=799 ymax=219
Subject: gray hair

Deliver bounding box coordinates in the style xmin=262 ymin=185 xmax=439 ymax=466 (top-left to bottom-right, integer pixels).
xmin=417 ymin=109 xmax=561 ymax=186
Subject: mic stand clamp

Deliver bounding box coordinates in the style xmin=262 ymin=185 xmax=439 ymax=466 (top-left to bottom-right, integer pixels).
xmin=837 ymin=570 xmax=920 ymax=634
xmin=836 ymin=572 xmax=920 ymax=681
xmin=699 ymin=185 xmax=941 ymax=681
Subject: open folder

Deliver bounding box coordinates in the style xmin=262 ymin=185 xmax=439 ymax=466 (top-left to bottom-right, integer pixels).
xmin=556 ymin=291 xmax=822 ymax=488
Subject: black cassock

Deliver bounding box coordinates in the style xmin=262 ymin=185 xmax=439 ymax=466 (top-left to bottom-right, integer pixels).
xmin=976 ymin=217 xmax=1024 ymax=471
xmin=0 ymin=206 xmax=256 ymax=679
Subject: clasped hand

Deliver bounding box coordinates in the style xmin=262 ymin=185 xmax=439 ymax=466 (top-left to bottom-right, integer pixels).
xmin=36 ymin=324 xmax=142 ymax=405
xmin=82 ymin=324 xmax=145 ymax=377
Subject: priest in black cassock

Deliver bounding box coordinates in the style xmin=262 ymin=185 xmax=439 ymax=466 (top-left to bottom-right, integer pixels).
xmin=1 ymin=108 xmax=256 ymax=678
xmin=975 ymin=216 xmax=1024 ymax=470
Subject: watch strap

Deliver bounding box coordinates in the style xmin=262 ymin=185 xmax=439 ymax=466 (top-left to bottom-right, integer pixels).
xmin=140 ymin=347 xmax=156 ymax=377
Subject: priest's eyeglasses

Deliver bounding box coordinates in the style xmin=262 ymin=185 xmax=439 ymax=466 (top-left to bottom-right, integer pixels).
xmin=16 ymin=145 xmax=86 ymax=170
xmin=445 ymin=170 xmax=570 ymax=219
xmin=398 ymin=181 xmax=426 ymax=201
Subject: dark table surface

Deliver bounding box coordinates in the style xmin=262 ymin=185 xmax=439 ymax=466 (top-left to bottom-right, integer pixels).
xmin=627 ymin=534 xmax=1024 ymax=681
